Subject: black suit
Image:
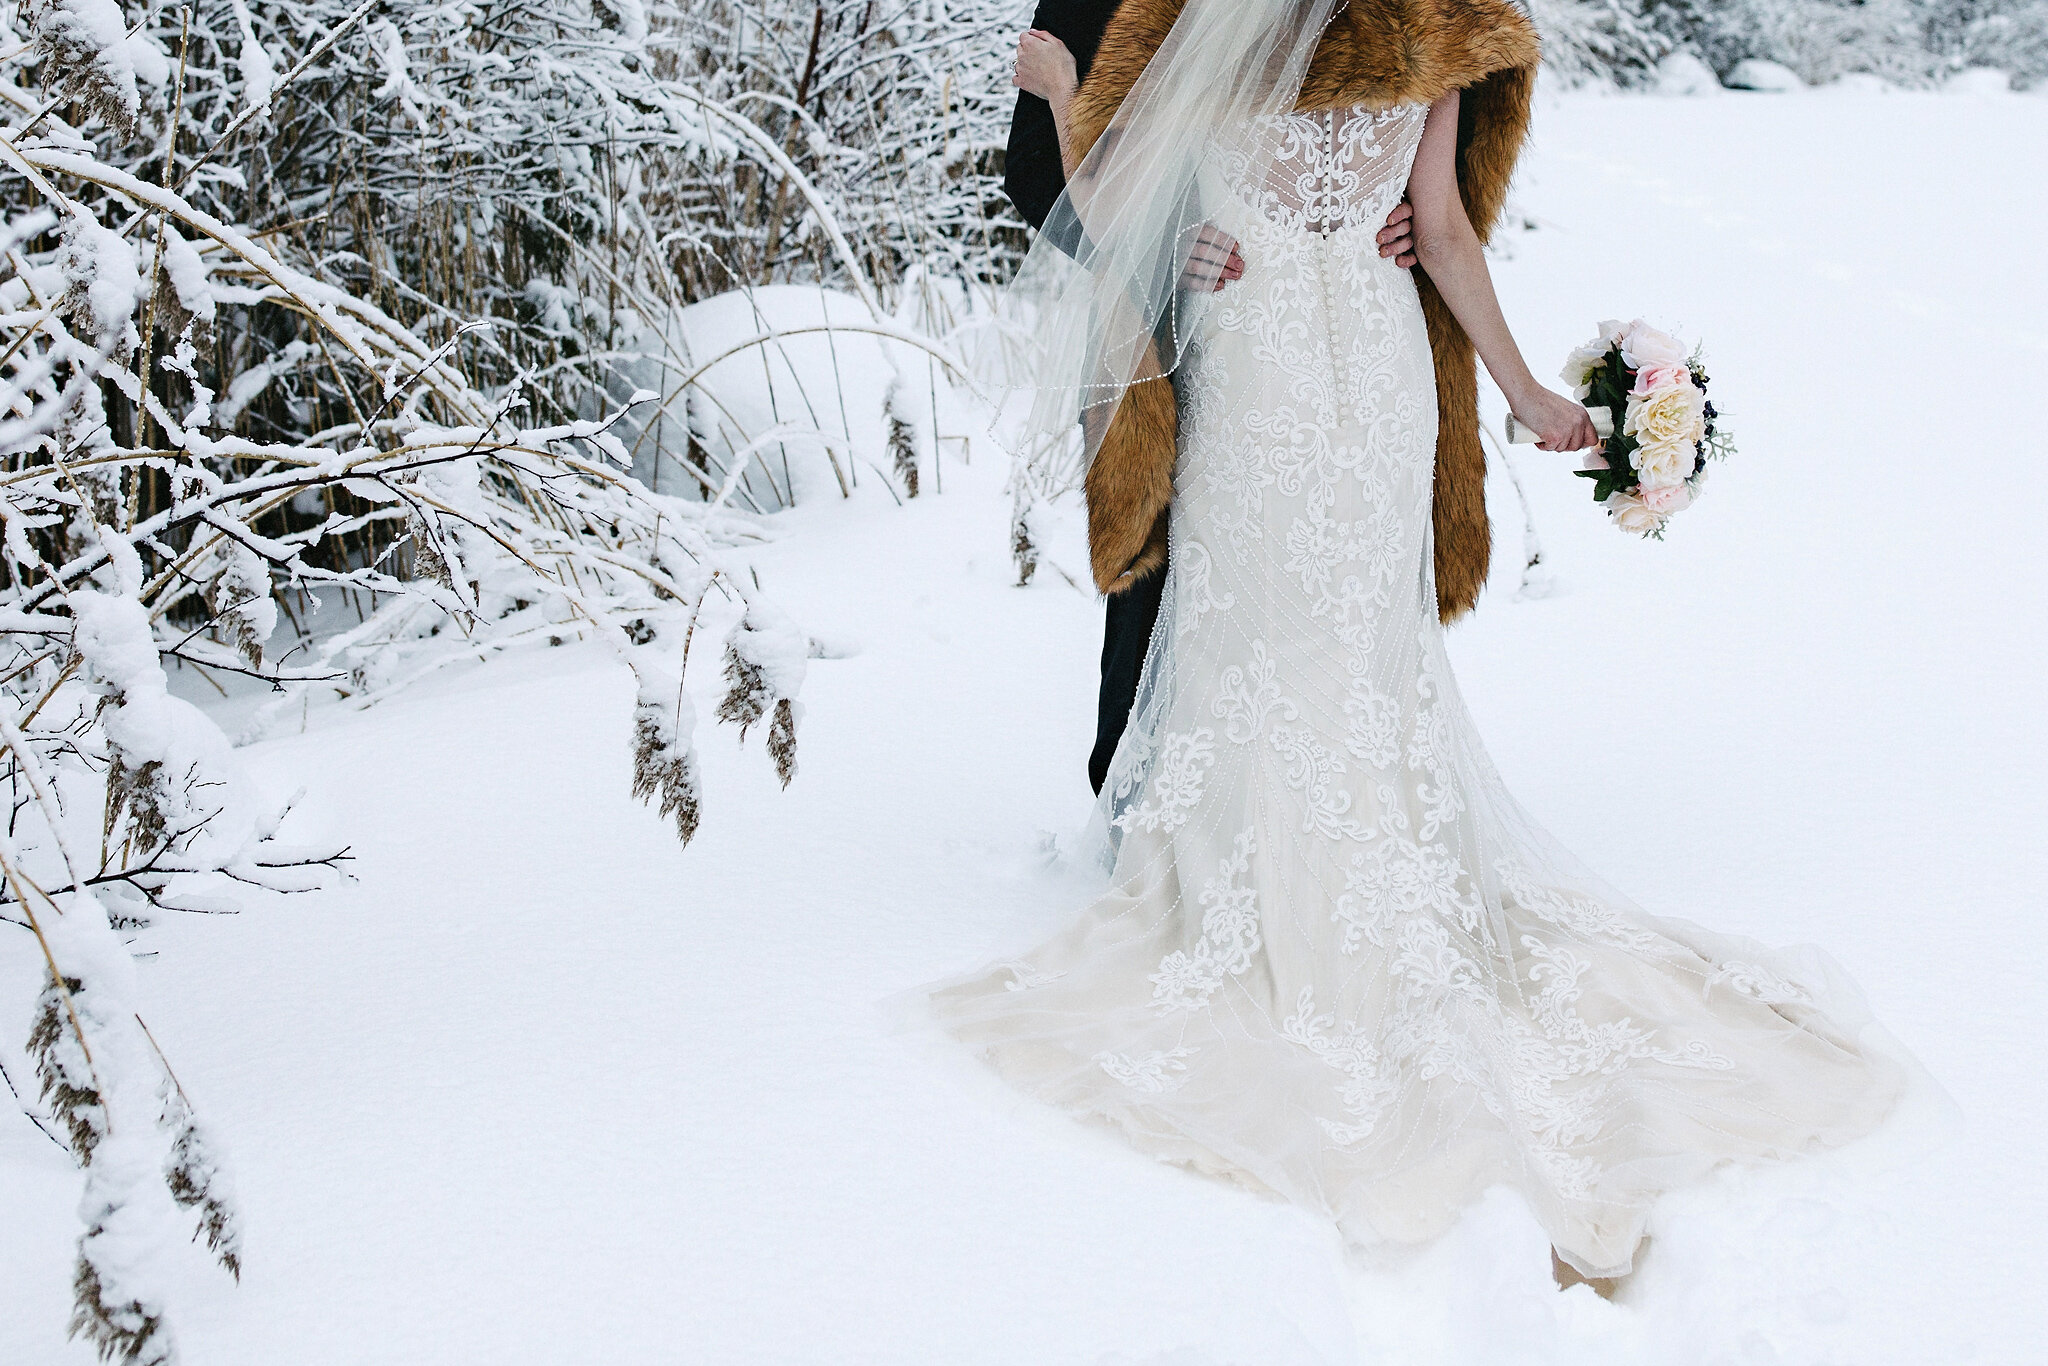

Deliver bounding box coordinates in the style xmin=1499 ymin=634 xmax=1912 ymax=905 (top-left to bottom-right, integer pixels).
xmin=1002 ymin=1 xmax=1114 ymax=234
xmin=1004 ymin=0 xmax=1170 ymax=798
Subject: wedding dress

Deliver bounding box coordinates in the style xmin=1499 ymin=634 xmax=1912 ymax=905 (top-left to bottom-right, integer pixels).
xmin=931 ymin=102 xmax=1905 ymax=1278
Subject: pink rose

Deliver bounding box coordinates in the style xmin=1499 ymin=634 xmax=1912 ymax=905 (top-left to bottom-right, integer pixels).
xmin=1639 ymin=482 xmax=1693 ymax=514
xmin=1630 ymin=364 xmax=1689 ymax=397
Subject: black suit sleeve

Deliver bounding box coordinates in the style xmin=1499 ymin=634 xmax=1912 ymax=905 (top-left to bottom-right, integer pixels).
xmin=1004 ymin=92 xmax=1064 ymax=234
xmin=1001 ymin=0 xmax=1118 ymax=240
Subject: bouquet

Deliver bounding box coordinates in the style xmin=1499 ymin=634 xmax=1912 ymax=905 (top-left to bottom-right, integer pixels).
xmin=1509 ymin=319 xmax=1733 ymax=537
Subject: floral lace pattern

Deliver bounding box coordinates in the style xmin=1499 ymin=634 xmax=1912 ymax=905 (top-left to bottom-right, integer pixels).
xmin=1111 ymin=727 xmax=1215 ymax=835
xmin=1149 ymin=829 xmax=1260 ymax=1013
xmin=1226 ymin=103 xmax=1429 ymax=239
xmin=929 ymin=103 xmax=1903 ymax=1281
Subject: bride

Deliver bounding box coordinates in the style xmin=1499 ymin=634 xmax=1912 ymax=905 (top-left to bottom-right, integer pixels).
xmin=927 ymin=0 xmax=1907 ymax=1292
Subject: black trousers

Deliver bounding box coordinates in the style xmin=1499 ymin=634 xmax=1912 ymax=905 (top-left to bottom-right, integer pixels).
xmin=1087 ymin=563 xmax=1168 ymax=795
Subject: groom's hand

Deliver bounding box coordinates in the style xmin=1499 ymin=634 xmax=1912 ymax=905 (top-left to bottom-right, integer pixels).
xmin=1182 ymin=224 xmax=1245 ymax=292
xmin=1377 ymin=199 xmax=1417 ymax=268
xmin=1013 ymin=29 xmax=1078 ymax=107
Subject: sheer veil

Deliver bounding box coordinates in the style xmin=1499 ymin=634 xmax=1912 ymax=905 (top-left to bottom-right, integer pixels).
xmin=1009 ymin=0 xmax=1343 ymax=486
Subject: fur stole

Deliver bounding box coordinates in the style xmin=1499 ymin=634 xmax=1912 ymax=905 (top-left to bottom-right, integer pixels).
xmin=1067 ymin=0 xmax=1539 ymax=622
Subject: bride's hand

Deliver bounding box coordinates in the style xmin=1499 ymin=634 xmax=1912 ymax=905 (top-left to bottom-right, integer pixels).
xmin=1508 ymin=387 xmax=1601 ymax=453
xmin=1014 ymin=29 xmax=1078 ymax=107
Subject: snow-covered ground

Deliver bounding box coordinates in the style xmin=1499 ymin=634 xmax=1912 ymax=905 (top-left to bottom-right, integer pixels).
xmin=5 ymin=86 xmax=2044 ymax=1364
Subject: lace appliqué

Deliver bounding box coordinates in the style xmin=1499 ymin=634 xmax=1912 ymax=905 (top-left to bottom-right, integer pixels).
xmin=1707 ymin=961 xmax=1818 ymax=1008
xmin=1334 ymin=812 xmax=1482 ymax=952
xmin=1212 ymin=641 xmax=1294 ymax=743
xmin=1150 ymin=829 xmax=1261 ymax=1013
xmin=1000 ymin=961 xmax=1066 ymax=992
xmin=1097 ymin=1048 xmax=1196 ymax=1094
xmin=1226 ymin=104 xmax=1427 ymax=238
xmin=1114 ymin=728 xmax=1216 ymax=835
xmin=1174 ymin=538 xmax=1236 ymax=639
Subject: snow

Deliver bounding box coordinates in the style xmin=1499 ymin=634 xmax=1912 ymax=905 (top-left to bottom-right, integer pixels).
xmin=57 ymin=211 xmax=141 ymax=349
xmin=69 ymin=583 xmax=275 ymax=877
xmin=35 ymin=0 xmax=141 ymax=123
xmin=1653 ymin=53 xmax=1721 ymax=97
xmin=669 ymin=284 xmax=952 ymax=509
xmin=725 ymin=600 xmax=810 ymax=706
xmin=1947 ymin=66 xmax=2016 ymax=95
xmin=4 ymin=88 xmax=2044 ymax=1364
xmin=368 ymin=19 xmax=425 ymax=131
xmin=159 ymin=229 xmax=216 ymax=329
xmin=228 ymin=0 xmax=276 ymax=114
xmin=1725 ymin=59 xmax=1804 ymax=92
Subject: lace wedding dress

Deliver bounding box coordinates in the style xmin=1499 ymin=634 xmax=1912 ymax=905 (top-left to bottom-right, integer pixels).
xmin=931 ymin=103 xmax=1905 ymax=1277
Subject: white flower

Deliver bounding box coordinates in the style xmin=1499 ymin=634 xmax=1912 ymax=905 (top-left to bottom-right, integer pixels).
xmin=1605 ymin=490 xmax=1667 ymax=536
xmin=1631 ymin=437 xmax=1694 ymax=489
xmin=1620 ymin=319 xmax=1689 ymax=369
xmin=1560 ymin=322 xmax=1629 ymax=399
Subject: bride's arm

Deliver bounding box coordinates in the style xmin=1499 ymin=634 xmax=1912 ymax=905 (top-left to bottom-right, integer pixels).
xmin=1407 ymin=92 xmax=1598 ymax=453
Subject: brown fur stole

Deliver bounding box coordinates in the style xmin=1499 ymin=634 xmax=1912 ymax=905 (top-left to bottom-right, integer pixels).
xmin=1067 ymin=0 xmax=1539 ymax=621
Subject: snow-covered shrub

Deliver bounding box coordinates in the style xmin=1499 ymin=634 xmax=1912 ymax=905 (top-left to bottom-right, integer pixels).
xmin=191 ymin=0 xmax=1021 ymax=507
xmin=1630 ymin=0 xmax=1940 ymax=85
xmin=1924 ymin=0 xmax=2048 ymax=87
xmin=1725 ymin=55 xmax=1808 ymax=89
xmin=1534 ymin=0 xmax=2048 ymax=89
xmin=1 ymin=0 xmax=899 ymax=1353
xmin=1526 ymin=0 xmax=1666 ymax=84
xmin=667 ymin=0 xmax=1026 ymax=296
xmin=714 ymin=602 xmax=808 ymax=788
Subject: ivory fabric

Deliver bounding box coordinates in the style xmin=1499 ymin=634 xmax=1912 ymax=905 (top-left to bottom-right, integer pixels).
xmin=931 ymin=102 xmax=1905 ymax=1277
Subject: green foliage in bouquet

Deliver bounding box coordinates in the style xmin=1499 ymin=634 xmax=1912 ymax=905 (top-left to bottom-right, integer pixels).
xmin=1573 ymin=347 xmax=1642 ymax=503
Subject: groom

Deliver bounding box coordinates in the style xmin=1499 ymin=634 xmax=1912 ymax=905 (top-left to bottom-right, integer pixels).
xmin=1005 ymin=4 xmax=1421 ymax=794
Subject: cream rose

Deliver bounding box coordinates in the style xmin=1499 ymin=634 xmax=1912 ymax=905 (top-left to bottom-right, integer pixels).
xmin=1605 ymin=490 xmax=1667 ymax=536
xmin=1630 ymin=437 xmax=1694 ymax=489
xmin=1624 ymin=378 xmax=1707 ymax=449
xmin=1620 ymin=320 xmax=1688 ymax=369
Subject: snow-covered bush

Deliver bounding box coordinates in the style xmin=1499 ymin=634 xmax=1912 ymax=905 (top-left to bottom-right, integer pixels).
xmin=1532 ymin=0 xmax=2048 ymax=89
xmin=1638 ymin=0 xmax=1935 ymax=85
xmin=201 ymin=0 xmax=1023 ymax=507
xmin=1 ymin=0 xmax=971 ymax=1353
xmin=1924 ymin=0 xmax=2048 ymax=87
xmin=1526 ymin=0 xmax=1665 ymax=83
